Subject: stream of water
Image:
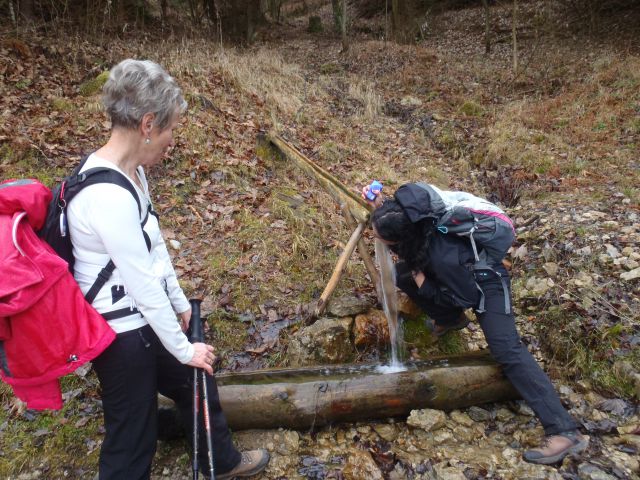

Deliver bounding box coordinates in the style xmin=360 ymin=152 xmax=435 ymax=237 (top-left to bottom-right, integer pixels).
xmin=374 ymin=239 xmax=406 ymax=373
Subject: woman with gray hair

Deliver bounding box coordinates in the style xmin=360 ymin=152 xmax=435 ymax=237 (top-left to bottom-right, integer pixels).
xmin=68 ymin=59 xmax=269 ymax=479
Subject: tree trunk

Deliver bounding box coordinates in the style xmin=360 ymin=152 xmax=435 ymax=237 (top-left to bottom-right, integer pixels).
xmin=341 ymin=0 xmax=348 ymax=53
xmin=482 ymin=0 xmax=491 ymax=55
xmin=331 ymin=0 xmax=341 ymax=32
xmin=512 ymin=0 xmax=518 ymax=74
xmin=391 ymin=0 xmax=399 ymax=38
xmin=159 ymin=353 xmax=518 ymax=432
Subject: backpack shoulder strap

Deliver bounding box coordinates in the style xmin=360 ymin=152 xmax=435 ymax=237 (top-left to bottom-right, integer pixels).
xmin=62 ymin=167 xmax=142 ymax=217
xmin=63 ymin=167 xmax=147 ymax=305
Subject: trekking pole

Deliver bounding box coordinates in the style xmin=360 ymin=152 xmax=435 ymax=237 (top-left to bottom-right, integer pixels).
xmin=189 ymin=300 xmax=202 ymax=480
xmin=190 ymin=299 xmax=216 ymax=480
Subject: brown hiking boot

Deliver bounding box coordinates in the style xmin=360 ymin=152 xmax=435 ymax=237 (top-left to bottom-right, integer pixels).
xmin=216 ymin=449 xmax=270 ymax=479
xmin=428 ymin=313 xmax=470 ymax=338
xmin=523 ymin=431 xmax=588 ymax=465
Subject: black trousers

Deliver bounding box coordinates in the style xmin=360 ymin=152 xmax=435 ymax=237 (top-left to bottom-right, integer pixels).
xmin=397 ymin=264 xmax=578 ymax=436
xmin=92 ymin=325 xmax=241 ymax=480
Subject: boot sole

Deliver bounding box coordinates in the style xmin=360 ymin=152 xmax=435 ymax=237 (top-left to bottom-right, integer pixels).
xmin=524 ymin=438 xmax=588 ymax=465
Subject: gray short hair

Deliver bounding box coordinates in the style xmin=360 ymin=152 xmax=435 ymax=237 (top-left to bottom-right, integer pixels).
xmin=103 ymin=59 xmax=187 ymax=130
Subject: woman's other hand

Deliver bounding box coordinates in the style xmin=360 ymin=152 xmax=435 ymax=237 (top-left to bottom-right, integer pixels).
xmin=361 ymin=185 xmax=384 ymax=209
xmin=188 ymin=342 xmax=216 ymax=375
xmin=179 ymin=309 xmax=191 ymax=332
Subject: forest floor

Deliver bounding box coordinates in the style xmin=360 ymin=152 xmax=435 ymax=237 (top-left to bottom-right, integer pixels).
xmin=0 ymin=0 xmax=639 ymax=478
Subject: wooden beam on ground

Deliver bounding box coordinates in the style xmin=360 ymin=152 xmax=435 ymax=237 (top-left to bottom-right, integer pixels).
xmin=314 ymin=221 xmax=366 ymax=317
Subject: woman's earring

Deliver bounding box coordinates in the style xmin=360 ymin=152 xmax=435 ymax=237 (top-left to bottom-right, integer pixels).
xmin=145 ymin=138 xmax=151 ymax=144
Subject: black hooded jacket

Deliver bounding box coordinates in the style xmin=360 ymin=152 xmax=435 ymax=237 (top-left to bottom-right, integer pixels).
xmin=393 ymin=184 xmax=480 ymax=309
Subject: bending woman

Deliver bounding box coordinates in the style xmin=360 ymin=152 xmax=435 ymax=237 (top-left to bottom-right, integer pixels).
xmin=363 ymin=182 xmax=587 ymax=466
xmin=68 ymin=59 xmax=269 ymax=480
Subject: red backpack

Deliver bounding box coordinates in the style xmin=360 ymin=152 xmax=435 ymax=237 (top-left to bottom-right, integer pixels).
xmin=0 ymin=178 xmax=116 ymax=410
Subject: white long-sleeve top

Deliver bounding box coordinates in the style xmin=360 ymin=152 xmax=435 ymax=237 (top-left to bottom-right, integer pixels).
xmin=67 ymin=154 xmax=194 ymax=364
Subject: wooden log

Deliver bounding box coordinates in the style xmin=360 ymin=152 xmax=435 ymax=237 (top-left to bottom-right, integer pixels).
xmin=257 ymin=132 xmax=371 ymax=224
xmin=314 ymin=221 xmax=366 ymax=317
xmin=342 ymin=204 xmax=381 ymax=302
xmin=214 ymin=353 xmax=518 ymax=430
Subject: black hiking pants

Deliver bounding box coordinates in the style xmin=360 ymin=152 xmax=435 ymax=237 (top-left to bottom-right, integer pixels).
xmin=92 ymin=324 xmax=241 ymax=480
xmin=397 ymin=263 xmax=578 ymax=436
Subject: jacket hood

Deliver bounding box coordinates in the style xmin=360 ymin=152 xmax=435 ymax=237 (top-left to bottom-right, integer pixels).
xmin=0 ymin=179 xmax=52 ymax=230
xmin=393 ymin=183 xmax=446 ymax=223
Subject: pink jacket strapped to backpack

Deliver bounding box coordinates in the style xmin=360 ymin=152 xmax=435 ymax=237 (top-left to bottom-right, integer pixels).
xmin=0 ymin=179 xmax=115 ymax=410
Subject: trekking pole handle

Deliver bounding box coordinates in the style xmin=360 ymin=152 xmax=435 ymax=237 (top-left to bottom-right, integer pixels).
xmin=189 ymin=298 xmax=204 ymax=343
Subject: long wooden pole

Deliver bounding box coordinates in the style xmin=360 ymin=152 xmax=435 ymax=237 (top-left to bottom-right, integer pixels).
xmin=342 ymin=205 xmax=381 ymax=303
xmin=315 ymin=221 xmax=366 ymax=317
xmin=257 ymin=133 xmax=376 ymax=318
xmin=264 ymin=133 xmax=371 ymax=224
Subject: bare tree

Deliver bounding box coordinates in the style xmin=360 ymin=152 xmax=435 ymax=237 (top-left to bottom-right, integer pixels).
xmin=341 ymin=0 xmax=348 ymax=52
xmin=482 ymin=0 xmax=491 ymax=54
xmin=512 ymin=0 xmax=518 ymax=74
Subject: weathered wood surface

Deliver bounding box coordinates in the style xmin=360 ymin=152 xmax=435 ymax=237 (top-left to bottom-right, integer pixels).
xmin=257 ymin=132 xmax=371 ymax=224
xmin=342 ymin=205 xmax=381 ymax=301
xmin=315 ymin=221 xmax=365 ymax=317
xmin=214 ymin=353 xmax=518 ymax=430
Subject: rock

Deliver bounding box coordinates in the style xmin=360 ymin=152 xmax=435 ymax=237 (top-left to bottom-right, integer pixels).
xmin=620 ymin=267 xmax=640 ymax=281
xmin=624 ymin=258 xmax=640 ymax=269
xmin=433 ymin=463 xmax=466 ymax=480
xmin=389 ymin=463 xmax=410 ymax=480
xmin=354 ymin=309 xmax=390 ymax=347
xmin=576 ymin=246 xmax=593 ymax=256
xmin=282 ymin=430 xmax=300 ymax=453
xmin=407 ymin=409 xmax=447 ymax=432
xmin=373 ymin=423 xmax=399 ymax=442
xmin=598 ymin=398 xmax=627 ymax=416
xmin=169 ymin=239 xmax=181 ymax=250
xmin=343 ymin=449 xmax=384 ymax=480
xmin=514 ymin=426 xmax=544 ymax=447
xmin=397 ymin=292 xmax=423 ymax=320
xmin=287 ymin=317 xmax=354 ymax=366
xmin=605 ymin=244 xmax=620 ymax=258
xmin=584 ymin=210 xmax=608 ymax=220
xmin=572 ymin=271 xmax=594 ymax=287
xmin=432 ymin=429 xmax=454 ymax=444
xmin=327 ymin=296 xmax=375 ymax=317
xmin=608 ymin=449 xmax=640 ymax=474
xmin=467 ymin=406 xmax=492 ymax=422
xmin=450 ymin=410 xmax=475 ymax=427
xmin=452 ymin=425 xmax=481 ymax=442
xmin=525 ymin=277 xmax=554 ymax=296
xmin=617 ymin=417 xmax=640 ymax=434
xmin=577 ymin=463 xmax=617 ymax=480
xmin=543 ymin=262 xmax=559 ymax=277
xmin=513 ymin=401 xmax=535 ymax=417
xmin=495 ymin=408 xmax=515 ymax=422
xmin=616 ymin=434 xmax=640 ymax=450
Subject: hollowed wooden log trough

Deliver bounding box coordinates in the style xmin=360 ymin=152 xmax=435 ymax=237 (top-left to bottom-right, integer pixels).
xmin=159 ymin=353 xmax=518 ymax=433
